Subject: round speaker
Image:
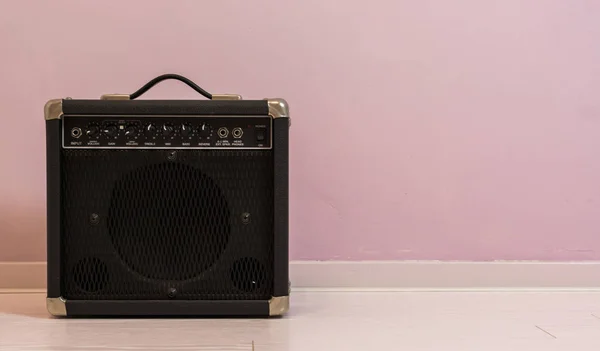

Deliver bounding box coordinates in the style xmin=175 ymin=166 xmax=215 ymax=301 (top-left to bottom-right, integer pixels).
xmin=108 ymin=162 xmax=230 ymax=281
xmin=73 ymin=257 xmax=109 ymax=293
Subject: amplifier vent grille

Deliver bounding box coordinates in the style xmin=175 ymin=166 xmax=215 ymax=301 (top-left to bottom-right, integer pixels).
xmin=60 ymin=149 xmax=274 ymax=300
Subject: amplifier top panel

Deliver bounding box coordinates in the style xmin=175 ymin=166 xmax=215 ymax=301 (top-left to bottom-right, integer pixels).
xmin=62 ymin=115 xmax=272 ymax=150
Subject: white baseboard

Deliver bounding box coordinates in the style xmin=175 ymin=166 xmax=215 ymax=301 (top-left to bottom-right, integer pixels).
xmin=2 ymin=261 xmax=600 ymax=291
xmin=291 ymin=261 xmax=600 ymax=290
xmin=0 ymin=262 xmax=46 ymax=290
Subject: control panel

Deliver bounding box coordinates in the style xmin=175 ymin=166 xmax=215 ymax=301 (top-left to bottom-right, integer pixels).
xmin=62 ymin=116 xmax=272 ymax=149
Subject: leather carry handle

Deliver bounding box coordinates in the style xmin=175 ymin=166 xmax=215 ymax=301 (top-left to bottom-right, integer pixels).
xmin=101 ymin=74 xmax=242 ymax=101
xmin=129 ymin=74 xmax=213 ymax=100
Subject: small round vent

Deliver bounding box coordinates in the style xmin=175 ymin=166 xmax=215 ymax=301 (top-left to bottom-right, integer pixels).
xmin=230 ymin=257 xmax=267 ymax=292
xmin=73 ymin=257 xmax=108 ymax=293
xmin=108 ymin=162 xmax=230 ymax=281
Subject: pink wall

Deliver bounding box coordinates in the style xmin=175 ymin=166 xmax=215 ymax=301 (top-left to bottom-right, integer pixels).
xmin=1 ymin=0 xmax=600 ymax=261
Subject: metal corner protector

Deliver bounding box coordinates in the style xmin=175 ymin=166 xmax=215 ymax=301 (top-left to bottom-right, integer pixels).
xmin=268 ymin=296 xmax=289 ymax=316
xmin=44 ymin=99 xmax=63 ymax=120
xmin=46 ymin=297 xmax=67 ymax=316
xmin=266 ymin=98 xmax=289 ymax=119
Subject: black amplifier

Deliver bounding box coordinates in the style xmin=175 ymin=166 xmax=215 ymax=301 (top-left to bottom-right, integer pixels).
xmin=44 ymin=75 xmax=290 ymax=317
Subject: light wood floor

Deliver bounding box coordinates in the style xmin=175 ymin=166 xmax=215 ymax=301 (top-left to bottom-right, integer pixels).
xmin=2 ymin=290 xmax=600 ymax=350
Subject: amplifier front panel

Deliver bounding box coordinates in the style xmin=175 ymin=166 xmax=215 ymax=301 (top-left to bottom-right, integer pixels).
xmin=62 ymin=115 xmax=272 ymax=149
xmin=59 ymin=148 xmax=275 ymax=300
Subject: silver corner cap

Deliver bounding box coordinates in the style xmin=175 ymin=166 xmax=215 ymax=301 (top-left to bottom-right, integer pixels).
xmin=212 ymin=94 xmax=242 ymax=100
xmin=268 ymin=296 xmax=289 ymax=316
xmin=44 ymin=99 xmax=63 ymax=120
xmin=266 ymin=98 xmax=289 ymax=118
xmin=100 ymin=94 xmax=130 ymax=100
xmin=46 ymin=297 xmax=67 ymax=316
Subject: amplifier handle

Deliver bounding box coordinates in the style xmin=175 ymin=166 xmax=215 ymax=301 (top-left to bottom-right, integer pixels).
xmin=130 ymin=74 xmax=213 ymax=100
xmin=101 ymin=74 xmax=242 ymax=101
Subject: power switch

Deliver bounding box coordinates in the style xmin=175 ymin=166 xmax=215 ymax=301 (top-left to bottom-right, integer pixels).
xmin=255 ymin=128 xmax=266 ymax=141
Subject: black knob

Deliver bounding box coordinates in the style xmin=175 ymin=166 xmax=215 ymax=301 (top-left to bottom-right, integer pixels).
xmin=162 ymin=123 xmax=174 ymax=137
xmin=144 ymin=123 xmax=156 ymax=137
xmin=199 ymin=123 xmax=211 ymax=138
xmin=86 ymin=126 xmax=99 ymax=138
xmin=181 ymin=123 xmax=192 ymax=137
xmin=103 ymin=124 xmax=118 ymax=137
xmin=124 ymin=125 xmax=138 ymax=137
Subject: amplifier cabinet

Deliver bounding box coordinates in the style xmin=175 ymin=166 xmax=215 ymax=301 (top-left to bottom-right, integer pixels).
xmin=44 ymin=97 xmax=290 ymax=317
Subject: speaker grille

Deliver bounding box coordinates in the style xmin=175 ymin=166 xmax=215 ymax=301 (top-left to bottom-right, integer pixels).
xmin=108 ymin=162 xmax=230 ymax=281
xmin=60 ymin=149 xmax=274 ymax=300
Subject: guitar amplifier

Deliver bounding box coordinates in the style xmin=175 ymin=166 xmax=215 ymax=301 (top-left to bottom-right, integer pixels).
xmin=44 ymin=75 xmax=290 ymax=317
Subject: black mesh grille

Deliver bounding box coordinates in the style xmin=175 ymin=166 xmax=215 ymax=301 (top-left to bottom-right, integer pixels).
xmin=60 ymin=149 xmax=274 ymax=300
xmin=108 ymin=162 xmax=230 ymax=281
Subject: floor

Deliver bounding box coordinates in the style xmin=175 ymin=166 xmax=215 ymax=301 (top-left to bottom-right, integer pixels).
xmin=1 ymin=291 xmax=600 ymax=350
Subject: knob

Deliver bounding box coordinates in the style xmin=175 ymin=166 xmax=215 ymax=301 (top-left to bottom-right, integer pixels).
xmin=86 ymin=125 xmax=99 ymax=138
xmin=162 ymin=123 xmax=174 ymax=137
xmin=124 ymin=125 xmax=138 ymax=137
xmin=144 ymin=123 xmax=157 ymax=137
xmin=102 ymin=124 xmax=118 ymax=138
xmin=181 ymin=123 xmax=192 ymax=137
xmin=199 ymin=123 xmax=211 ymax=138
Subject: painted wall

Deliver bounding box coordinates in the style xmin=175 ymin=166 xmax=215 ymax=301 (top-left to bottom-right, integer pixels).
xmin=1 ymin=0 xmax=599 ymax=261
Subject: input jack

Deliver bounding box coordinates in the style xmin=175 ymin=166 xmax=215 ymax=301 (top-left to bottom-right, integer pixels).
xmin=71 ymin=127 xmax=82 ymax=138
xmin=232 ymin=127 xmax=243 ymax=139
xmin=217 ymin=127 xmax=229 ymax=138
